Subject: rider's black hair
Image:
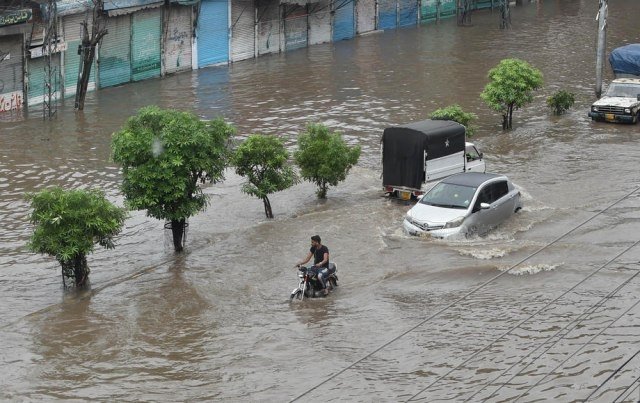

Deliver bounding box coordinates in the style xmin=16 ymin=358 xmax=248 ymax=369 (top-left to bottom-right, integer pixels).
xmin=311 ymin=235 xmax=321 ymax=243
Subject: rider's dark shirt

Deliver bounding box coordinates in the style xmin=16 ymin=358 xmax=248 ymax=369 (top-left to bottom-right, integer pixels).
xmin=310 ymin=245 xmax=329 ymax=267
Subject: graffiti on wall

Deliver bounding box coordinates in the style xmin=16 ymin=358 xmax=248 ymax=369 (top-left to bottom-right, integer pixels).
xmin=166 ymin=27 xmax=188 ymax=68
xmin=0 ymin=91 xmax=23 ymax=113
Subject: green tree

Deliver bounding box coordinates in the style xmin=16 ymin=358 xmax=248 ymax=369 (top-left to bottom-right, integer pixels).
xmin=480 ymin=58 xmax=543 ymax=130
xmin=429 ymin=104 xmax=478 ymax=136
xmin=294 ymin=123 xmax=361 ymax=199
xmin=546 ymin=89 xmax=575 ymax=115
xmin=26 ymin=187 xmax=126 ymax=287
xmin=233 ymin=134 xmax=298 ymax=218
xmin=111 ymin=106 xmax=233 ymax=252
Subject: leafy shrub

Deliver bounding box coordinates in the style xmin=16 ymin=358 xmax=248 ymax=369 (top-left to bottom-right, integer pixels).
xmin=546 ymin=90 xmax=575 ymax=115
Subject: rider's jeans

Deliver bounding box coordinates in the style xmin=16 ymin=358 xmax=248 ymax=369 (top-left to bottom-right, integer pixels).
xmin=313 ymin=266 xmax=329 ymax=289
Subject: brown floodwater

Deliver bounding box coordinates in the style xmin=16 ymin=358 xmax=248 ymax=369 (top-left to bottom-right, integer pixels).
xmin=1 ymin=1 xmax=640 ymax=401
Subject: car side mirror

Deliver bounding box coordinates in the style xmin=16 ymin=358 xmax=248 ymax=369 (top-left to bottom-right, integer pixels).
xmin=480 ymin=202 xmax=490 ymax=210
xmin=479 ymin=152 xmax=484 ymax=159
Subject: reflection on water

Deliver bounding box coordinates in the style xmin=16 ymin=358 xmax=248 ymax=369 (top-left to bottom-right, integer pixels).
xmin=2 ymin=1 xmax=640 ymax=400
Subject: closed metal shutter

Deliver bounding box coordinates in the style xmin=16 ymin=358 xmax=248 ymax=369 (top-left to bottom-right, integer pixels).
xmin=420 ymin=0 xmax=437 ymax=21
xmin=99 ymin=14 xmax=132 ymax=88
xmin=378 ymin=0 xmax=397 ymax=30
xmin=398 ymin=0 xmax=417 ymax=26
xmin=197 ymin=0 xmax=229 ymax=67
xmin=257 ymin=1 xmax=280 ymax=55
xmin=132 ymin=8 xmax=161 ymax=81
xmin=439 ymin=0 xmax=456 ymax=18
xmin=164 ymin=5 xmax=193 ymax=74
xmin=27 ymin=54 xmax=61 ymax=106
xmin=63 ymin=13 xmax=96 ymax=96
xmin=231 ymin=0 xmax=255 ymax=62
xmin=356 ymin=0 xmax=375 ymax=34
xmin=284 ymin=5 xmax=307 ymax=51
xmin=0 ymin=35 xmax=24 ymax=113
xmin=333 ymin=0 xmax=354 ymax=42
xmin=308 ymin=0 xmax=330 ymax=45
xmin=475 ymin=0 xmax=493 ymax=9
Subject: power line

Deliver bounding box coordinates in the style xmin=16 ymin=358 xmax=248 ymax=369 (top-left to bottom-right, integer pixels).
xmin=468 ymin=268 xmax=640 ymax=402
xmin=512 ymin=297 xmax=640 ymax=402
xmin=613 ymin=377 xmax=640 ymax=403
xmin=289 ymin=186 xmax=640 ymax=402
xmin=585 ymin=348 xmax=640 ymax=401
xmin=407 ymin=244 xmax=640 ymax=402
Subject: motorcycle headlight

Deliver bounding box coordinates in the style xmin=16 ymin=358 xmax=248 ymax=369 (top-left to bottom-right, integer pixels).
xmin=592 ymin=106 xmax=598 ymax=112
xmin=443 ymin=216 xmax=465 ymax=229
xmin=625 ymin=108 xmax=631 ymax=114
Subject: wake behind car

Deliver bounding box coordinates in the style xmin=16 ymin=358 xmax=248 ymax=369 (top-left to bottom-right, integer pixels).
xmin=403 ymin=172 xmax=521 ymax=238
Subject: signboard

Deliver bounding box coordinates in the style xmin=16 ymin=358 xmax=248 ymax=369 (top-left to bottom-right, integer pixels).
xmin=0 ymin=9 xmax=32 ymax=27
xmin=0 ymin=91 xmax=23 ymax=113
xmin=30 ymin=41 xmax=68 ymax=58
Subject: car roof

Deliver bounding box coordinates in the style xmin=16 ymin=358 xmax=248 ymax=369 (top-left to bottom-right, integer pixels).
xmin=441 ymin=172 xmax=506 ymax=187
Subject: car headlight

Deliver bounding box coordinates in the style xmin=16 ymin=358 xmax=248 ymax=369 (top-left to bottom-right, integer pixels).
xmin=592 ymin=106 xmax=598 ymax=112
xmin=443 ymin=216 xmax=465 ymax=229
xmin=625 ymin=108 xmax=631 ymax=114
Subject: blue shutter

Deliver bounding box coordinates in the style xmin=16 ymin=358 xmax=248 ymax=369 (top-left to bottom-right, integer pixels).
xmin=378 ymin=0 xmax=397 ymax=30
xmin=333 ymin=0 xmax=354 ymax=42
xmin=132 ymin=8 xmax=161 ymax=81
xmin=398 ymin=0 xmax=417 ymax=27
xmin=475 ymin=0 xmax=493 ymax=9
xmin=198 ymin=0 xmax=229 ymax=67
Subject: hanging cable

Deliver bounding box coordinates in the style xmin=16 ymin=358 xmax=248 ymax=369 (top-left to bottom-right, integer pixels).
xmin=512 ymin=297 xmax=640 ymax=402
xmin=613 ymin=377 xmax=640 ymax=403
xmin=289 ymin=187 xmax=640 ymax=402
xmin=585 ymin=348 xmax=640 ymax=401
xmin=468 ymin=268 xmax=640 ymax=402
xmin=407 ymin=244 xmax=640 ymax=402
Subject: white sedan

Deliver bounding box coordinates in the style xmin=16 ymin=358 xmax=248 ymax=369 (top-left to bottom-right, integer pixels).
xmin=403 ymin=172 xmax=522 ymax=238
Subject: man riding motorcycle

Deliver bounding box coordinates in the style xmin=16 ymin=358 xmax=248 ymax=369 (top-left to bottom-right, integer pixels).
xmin=295 ymin=235 xmax=330 ymax=296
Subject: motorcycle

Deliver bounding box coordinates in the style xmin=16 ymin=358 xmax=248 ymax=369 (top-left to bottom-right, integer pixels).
xmin=290 ymin=263 xmax=338 ymax=301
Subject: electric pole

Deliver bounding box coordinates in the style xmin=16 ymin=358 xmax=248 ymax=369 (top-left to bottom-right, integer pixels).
xmin=595 ymin=0 xmax=607 ymax=98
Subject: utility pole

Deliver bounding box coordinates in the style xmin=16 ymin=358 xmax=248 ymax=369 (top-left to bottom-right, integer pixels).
xmin=43 ymin=0 xmax=59 ymax=119
xmin=595 ymin=0 xmax=607 ymax=98
xmin=498 ymin=0 xmax=510 ymax=29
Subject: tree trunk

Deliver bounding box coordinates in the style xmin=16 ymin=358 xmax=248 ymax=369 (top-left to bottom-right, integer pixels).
xmin=318 ymin=183 xmax=328 ymax=199
xmin=502 ymin=113 xmax=509 ymax=130
xmin=59 ymin=255 xmax=89 ymax=287
xmin=262 ymin=196 xmax=273 ymax=218
xmin=171 ymin=218 xmax=186 ymax=252
xmin=73 ymin=255 xmax=89 ymax=286
xmin=75 ymin=44 xmax=96 ymax=110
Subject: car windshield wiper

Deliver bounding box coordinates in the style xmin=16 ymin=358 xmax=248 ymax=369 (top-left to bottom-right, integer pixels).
xmin=427 ymin=202 xmax=464 ymax=209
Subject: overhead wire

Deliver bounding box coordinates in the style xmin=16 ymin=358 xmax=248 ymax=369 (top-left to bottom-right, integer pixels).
xmin=584 ymin=348 xmax=640 ymax=401
xmin=467 ymin=267 xmax=640 ymax=402
xmin=512 ymin=297 xmax=640 ymax=402
xmin=289 ymin=186 xmax=640 ymax=402
xmin=613 ymin=377 xmax=640 ymax=403
xmin=407 ymin=243 xmax=640 ymax=402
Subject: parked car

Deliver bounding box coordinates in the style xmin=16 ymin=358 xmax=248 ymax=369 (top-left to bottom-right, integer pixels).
xmin=403 ymin=172 xmax=522 ymax=238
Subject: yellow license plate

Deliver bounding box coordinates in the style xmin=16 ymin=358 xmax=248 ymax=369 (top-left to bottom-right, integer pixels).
xmin=399 ymin=191 xmax=411 ymax=200
xmin=605 ymin=113 xmax=615 ymax=121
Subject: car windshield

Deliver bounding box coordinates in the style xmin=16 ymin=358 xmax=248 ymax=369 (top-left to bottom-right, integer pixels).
xmin=605 ymin=83 xmax=640 ymax=98
xmin=419 ymin=182 xmax=477 ymax=209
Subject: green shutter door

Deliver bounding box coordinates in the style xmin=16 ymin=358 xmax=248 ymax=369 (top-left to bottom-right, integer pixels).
xmin=132 ymin=8 xmax=161 ymax=81
xmin=63 ymin=13 xmax=96 ymax=97
xmin=99 ymin=14 xmax=132 ymax=88
xmin=27 ymin=54 xmax=61 ymax=106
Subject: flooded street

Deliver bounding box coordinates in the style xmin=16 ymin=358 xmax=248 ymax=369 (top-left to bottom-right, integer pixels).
xmin=2 ymin=1 xmax=640 ymax=401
